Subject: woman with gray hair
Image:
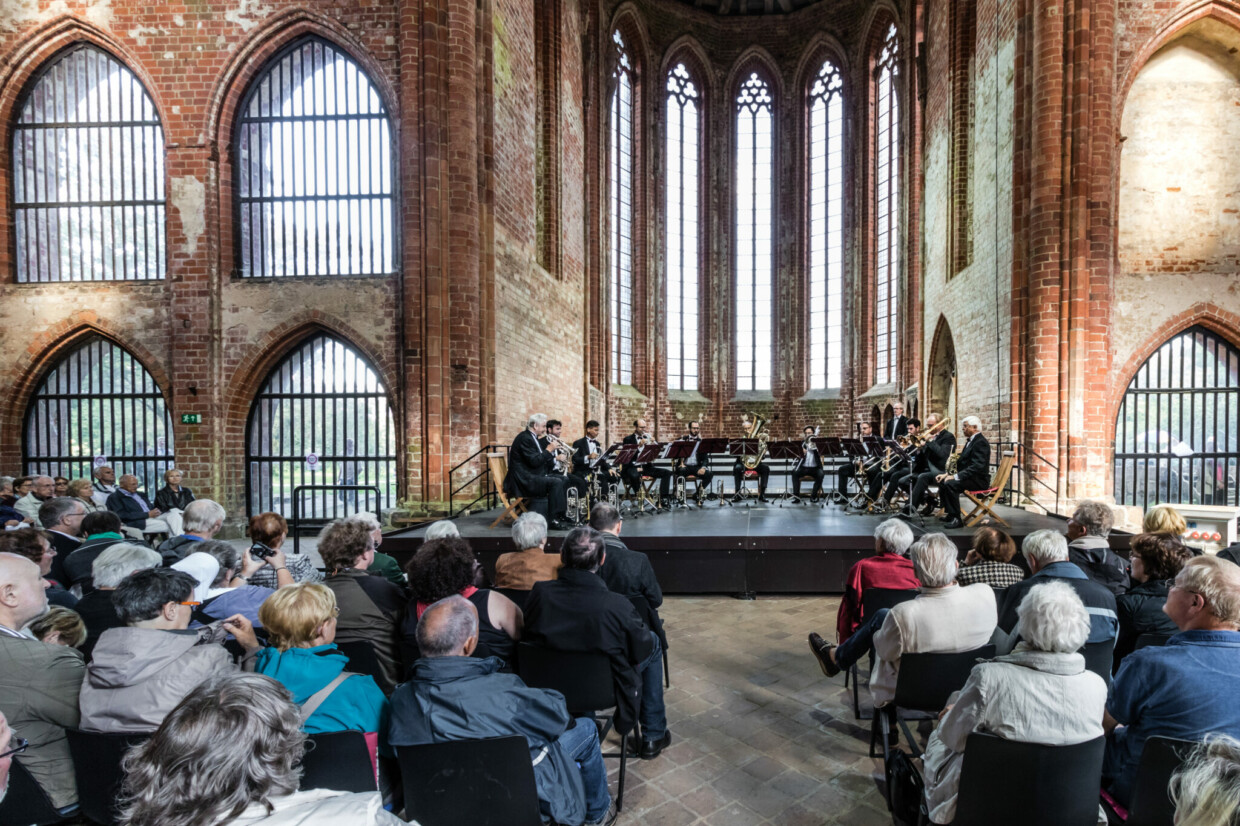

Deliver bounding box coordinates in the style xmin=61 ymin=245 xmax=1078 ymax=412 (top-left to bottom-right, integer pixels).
xmin=1067 ymin=500 xmax=1130 ymax=595
xmin=73 ymin=543 xmax=162 ymax=659
xmin=493 ymin=511 xmax=561 ymax=591
xmin=117 ymin=672 xmax=404 ymax=826
xmin=1171 ymin=734 xmax=1240 ymax=826
xmin=921 ymin=580 xmax=1108 ymax=823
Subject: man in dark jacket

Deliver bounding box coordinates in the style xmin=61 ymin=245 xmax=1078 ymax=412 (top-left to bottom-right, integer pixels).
xmin=504 ymin=413 xmax=571 ymax=530
xmin=105 ymin=475 xmax=170 ymax=536
xmin=39 ymin=497 xmax=86 ymax=587
xmin=389 ymin=595 xmax=612 ymax=826
xmin=899 ymin=413 xmax=956 ymax=516
xmin=63 ymin=511 xmax=128 ymax=593
xmin=936 ymin=416 xmax=991 ymax=529
xmin=589 ymin=503 xmax=667 ymax=655
xmin=523 ymin=527 xmax=671 ymax=759
xmin=1066 ymin=501 xmax=1130 ymax=596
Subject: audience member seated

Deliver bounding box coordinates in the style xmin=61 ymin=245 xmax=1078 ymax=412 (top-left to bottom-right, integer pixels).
xmin=1114 ymin=532 xmax=1192 ymax=667
xmin=524 ymin=527 xmax=671 ymax=760
xmin=176 ymin=541 xmax=293 ymax=627
xmin=1104 ymin=555 xmax=1240 ymax=808
xmin=80 ymin=567 xmax=258 ymax=734
xmin=0 ymin=553 xmax=85 ymax=814
xmin=39 ymin=497 xmax=86 ymax=583
xmin=106 ymin=474 xmax=172 ymax=539
xmin=76 ymin=543 xmax=162 ymax=659
xmin=405 ymin=537 xmax=522 ymax=667
xmin=255 ymin=583 xmax=389 ymax=763
xmin=1143 ymin=503 xmax=1188 ymax=538
xmin=320 ymin=519 xmax=406 ymax=694
xmin=389 ymin=595 xmax=611 ymax=826
xmin=29 ymin=605 xmax=86 ymax=649
xmin=833 ymin=519 xmax=919 ymax=646
xmin=14 ymin=474 xmax=54 ymax=526
xmin=0 ymin=527 xmax=76 ymax=607
xmin=0 ymin=711 xmax=13 ymax=805
xmin=0 ymin=487 xmax=28 ymax=529
xmin=345 ymin=512 xmax=407 ymax=588
xmin=921 ymin=581 xmax=1107 ymax=824
xmin=493 ymin=511 xmax=561 ymax=591
xmin=63 ymin=510 xmax=127 ymax=592
xmin=116 ymin=672 xmax=403 ymax=826
xmin=156 ymin=498 xmax=225 ymax=564
xmin=1170 ymin=734 xmax=1240 ymax=826
xmin=423 ymin=520 xmax=461 ymax=540
xmin=0 ymin=475 xmax=15 ymax=506
xmin=247 ymin=511 xmax=323 ymax=588
xmin=1066 ymin=501 xmax=1130 ymax=595
xmin=66 ymin=477 xmax=101 ymax=514
xmin=808 ymin=533 xmax=997 ymax=709
xmin=54 ymin=477 xmax=69 ymax=497
xmin=956 ymin=526 xmax=1026 ymax=588
xmin=591 ymin=503 xmax=662 ymax=607
xmin=152 ymin=468 xmax=195 ymax=526
xmin=995 ymin=529 xmax=1118 ymax=651
xmin=90 ymin=465 xmax=118 ymax=507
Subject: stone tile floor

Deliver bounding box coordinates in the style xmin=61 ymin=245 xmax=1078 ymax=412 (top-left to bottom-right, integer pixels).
xmin=603 ymin=595 xmax=891 ymax=826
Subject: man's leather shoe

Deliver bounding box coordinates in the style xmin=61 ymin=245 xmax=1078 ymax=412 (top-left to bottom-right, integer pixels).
xmin=758 ymin=496 xmax=771 ymax=504
xmin=808 ymin=632 xmax=840 ymax=677
xmin=549 ymin=518 xmax=572 ymax=531
xmin=942 ymin=517 xmax=964 ymax=529
xmin=639 ymin=731 xmax=672 ymax=760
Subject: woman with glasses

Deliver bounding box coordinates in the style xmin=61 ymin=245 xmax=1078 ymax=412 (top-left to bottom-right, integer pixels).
xmin=255 ymin=583 xmax=390 ymax=767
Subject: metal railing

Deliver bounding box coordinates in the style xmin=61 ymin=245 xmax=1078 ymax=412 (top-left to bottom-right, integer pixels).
xmin=993 ymin=442 xmax=1061 ymax=517
xmin=449 ymin=444 xmax=509 ymax=517
xmin=290 ymin=484 xmax=381 ymax=555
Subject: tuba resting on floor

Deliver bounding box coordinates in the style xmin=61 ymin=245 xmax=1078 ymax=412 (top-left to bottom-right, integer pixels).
xmin=741 ymin=412 xmax=770 ymax=470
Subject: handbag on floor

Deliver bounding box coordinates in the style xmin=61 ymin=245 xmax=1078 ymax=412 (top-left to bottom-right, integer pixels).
xmin=887 ymin=748 xmax=928 ymax=826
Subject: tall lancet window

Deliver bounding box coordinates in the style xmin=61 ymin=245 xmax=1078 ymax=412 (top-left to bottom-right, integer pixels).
xmin=735 ymin=72 xmax=774 ymax=393
xmin=874 ymin=24 xmax=901 ymax=385
xmin=808 ymin=59 xmax=844 ymax=390
xmin=666 ymin=62 xmax=700 ymax=392
xmin=609 ymin=30 xmax=636 ymax=385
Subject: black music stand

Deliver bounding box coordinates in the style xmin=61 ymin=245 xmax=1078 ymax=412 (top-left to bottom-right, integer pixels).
xmin=696 ymin=438 xmax=729 ymax=502
xmin=725 ymin=438 xmax=762 ymax=506
xmin=630 ymin=443 xmax=666 ymax=514
xmin=665 ymin=440 xmax=700 ymax=507
xmin=766 ymin=441 xmax=804 ymax=507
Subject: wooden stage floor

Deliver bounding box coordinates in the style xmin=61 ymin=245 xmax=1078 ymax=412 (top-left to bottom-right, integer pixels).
xmin=384 ymin=500 xmax=1091 ymax=595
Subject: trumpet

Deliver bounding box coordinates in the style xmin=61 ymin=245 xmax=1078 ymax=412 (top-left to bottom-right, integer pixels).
xmin=546 ymin=433 xmax=574 ymax=475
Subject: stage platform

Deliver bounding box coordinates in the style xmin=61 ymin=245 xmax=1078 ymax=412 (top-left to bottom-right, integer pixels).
xmin=383 ymin=501 xmax=1109 ymax=595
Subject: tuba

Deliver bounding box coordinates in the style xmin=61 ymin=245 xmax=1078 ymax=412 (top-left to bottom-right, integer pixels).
xmin=741 ymin=412 xmax=770 ymax=470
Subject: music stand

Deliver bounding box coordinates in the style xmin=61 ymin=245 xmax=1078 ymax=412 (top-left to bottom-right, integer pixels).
xmin=665 ymin=441 xmax=700 ymax=508
xmin=766 ymin=441 xmax=805 ymax=507
xmin=631 ymin=443 xmax=666 ymax=514
xmin=725 ymin=439 xmax=762 ymax=506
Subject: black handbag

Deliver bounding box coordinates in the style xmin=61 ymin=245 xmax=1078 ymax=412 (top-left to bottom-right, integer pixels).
xmin=886 ymin=748 xmax=928 ymax=826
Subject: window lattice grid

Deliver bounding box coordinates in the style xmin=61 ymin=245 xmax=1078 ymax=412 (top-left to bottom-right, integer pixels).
xmin=735 ymin=72 xmax=774 ymax=393
xmin=13 ymin=45 xmax=166 ymax=283
xmin=666 ymin=62 xmax=700 ymax=392
xmin=236 ymin=37 xmax=395 ymax=278
xmin=24 ymin=336 xmax=174 ymax=490
xmin=245 ymin=334 xmax=398 ymax=519
xmin=808 ymin=60 xmax=844 ymax=390
xmin=609 ymin=30 xmax=635 ymax=386
xmin=875 ymin=24 xmax=901 ymax=386
xmin=1114 ymin=327 xmax=1240 ymax=511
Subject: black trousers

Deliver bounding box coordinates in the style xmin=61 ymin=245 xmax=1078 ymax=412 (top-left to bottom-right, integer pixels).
xmin=870 ymin=465 xmax=907 ymax=502
xmin=566 ymin=473 xmax=589 ymax=501
xmin=733 ymin=461 xmax=770 ymax=496
xmin=676 ymin=465 xmax=715 ymax=495
xmin=622 ymin=464 xmax=672 ymax=500
xmin=939 ymin=478 xmax=968 ymax=520
xmin=906 ymin=470 xmax=941 ymax=510
xmin=587 ymin=468 xmax=620 ymax=497
xmin=792 ymin=465 xmax=825 ymax=498
xmin=523 ymin=474 xmax=568 ymax=520
xmin=837 ymin=463 xmax=858 ymax=496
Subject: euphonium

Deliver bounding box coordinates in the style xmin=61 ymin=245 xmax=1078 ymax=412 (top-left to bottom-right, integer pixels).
xmin=945 ymin=451 xmax=961 ymax=475
xmin=742 ymin=412 xmax=770 ymax=471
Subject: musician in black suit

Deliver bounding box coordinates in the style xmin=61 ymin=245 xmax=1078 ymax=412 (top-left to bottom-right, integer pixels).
xmin=674 ymin=421 xmax=714 ymax=497
xmin=621 ymin=419 xmax=672 ymax=504
xmin=546 ymin=420 xmax=588 ymax=504
xmin=573 ymin=420 xmax=619 ymax=497
xmin=792 ymin=426 xmax=825 ymax=501
xmin=935 ymin=416 xmax=991 ymax=529
xmin=896 ymin=413 xmax=956 ymax=515
xmin=884 ymin=402 xmax=910 ymax=440
xmin=868 ymin=419 xmax=920 ymax=505
xmin=836 ymin=421 xmax=874 ymax=497
xmin=504 ymin=413 xmax=571 ymax=530
xmin=732 ymin=415 xmax=771 ymax=502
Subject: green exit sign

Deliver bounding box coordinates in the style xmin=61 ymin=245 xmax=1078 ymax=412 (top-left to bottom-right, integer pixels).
xmin=181 ymin=414 xmax=202 ymax=424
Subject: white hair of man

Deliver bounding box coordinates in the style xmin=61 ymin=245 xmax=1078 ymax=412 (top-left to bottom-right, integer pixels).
xmin=874 ymin=518 xmax=915 ymax=556
xmin=962 ymin=415 xmax=982 ymax=429
xmin=346 ymin=512 xmax=382 ymax=532
xmin=182 ymin=499 xmax=226 ymax=534
xmin=910 ymin=533 xmax=959 ymax=588
xmin=511 ymin=511 xmax=547 ymax=550
xmin=1177 ymin=555 xmax=1240 ymax=627
xmin=1017 ymin=580 xmax=1091 ymax=653
xmin=527 ymin=413 xmax=548 ymax=428
xmin=1071 ymin=501 xmax=1114 ymax=537
xmin=92 ymin=543 xmax=163 ymax=589
xmin=1171 ymin=734 xmax=1240 ymax=826
xmin=1022 ymin=528 xmax=1070 ymax=567
xmin=424 ymin=520 xmax=460 ymax=541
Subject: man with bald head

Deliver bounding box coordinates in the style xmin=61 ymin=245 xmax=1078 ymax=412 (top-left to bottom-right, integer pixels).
xmin=105 ymin=474 xmax=171 ymax=537
xmin=389 ymin=595 xmax=612 ymax=825
xmin=15 ymin=475 xmax=55 ymax=526
xmin=0 ymin=553 xmax=86 ymax=813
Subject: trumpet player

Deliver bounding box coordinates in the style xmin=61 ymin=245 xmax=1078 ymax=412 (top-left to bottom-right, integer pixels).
xmin=934 ymin=415 xmax=990 ymax=529
xmin=674 ymin=421 xmax=715 ymax=496
xmin=898 ymin=413 xmax=957 ymax=516
xmin=573 ymin=420 xmax=618 ymax=497
xmin=792 ymin=426 xmax=825 ymax=501
xmin=836 ymin=421 xmax=873 ymax=498
xmin=622 ymin=419 xmax=672 ymax=505
xmin=867 ymin=418 xmax=920 ymax=505
xmin=546 ymin=420 xmax=588 ymax=503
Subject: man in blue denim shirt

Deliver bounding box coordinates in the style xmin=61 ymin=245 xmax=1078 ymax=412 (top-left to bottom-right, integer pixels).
xmin=1103 ymin=555 xmax=1240 ymax=807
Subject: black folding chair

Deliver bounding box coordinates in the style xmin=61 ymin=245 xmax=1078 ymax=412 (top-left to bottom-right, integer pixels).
xmin=628 ymin=595 xmax=669 ymax=688
xmin=1125 ymin=736 xmax=1197 ymax=826
xmin=871 ymin=645 xmax=995 ymax=763
xmin=66 ymin=728 xmax=151 ymax=825
xmin=952 ymin=733 xmax=1106 ymax=826
xmin=516 ymin=642 xmax=629 ymax=811
xmin=334 ymin=640 xmax=385 ymax=685
xmin=300 ymin=730 xmax=377 ymax=793
xmin=845 ymin=587 xmax=919 ymax=719
xmin=397 ymin=736 xmax=542 ymax=826
xmin=1134 ymin=632 xmax=1174 ymax=651
xmin=0 ymin=758 xmax=68 ymax=825
xmin=1080 ymin=638 xmax=1117 ymax=687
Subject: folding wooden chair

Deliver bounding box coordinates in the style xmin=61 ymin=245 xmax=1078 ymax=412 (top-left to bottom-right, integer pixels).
xmin=487 ymin=453 xmax=527 ymax=529
xmin=963 ymin=453 xmax=1016 ymax=527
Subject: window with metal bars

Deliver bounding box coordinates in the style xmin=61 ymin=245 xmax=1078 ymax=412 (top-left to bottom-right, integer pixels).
xmin=235 ymin=36 xmax=395 ymax=278
xmin=245 ymin=334 xmax=397 ymax=519
xmin=666 ymin=62 xmax=700 ymax=393
xmin=12 ymin=44 xmax=165 ymax=283
xmin=808 ymin=59 xmax=844 ymax=391
xmin=609 ymin=30 xmax=635 ymax=386
xmin=874 ymin=24 xmax=901 ymax=386
xmin=735 ymin=71 xmax=774 ymax=393
xmin=1114 ymin=326 xmax=1240 ymax=510
xmin=24 ymin=336 xmax=174 ymax=491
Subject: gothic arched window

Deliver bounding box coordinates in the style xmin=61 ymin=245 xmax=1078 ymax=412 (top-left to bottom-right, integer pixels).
xmin=874 ymin=24 xmax=901 ymax=385
xmin=666 ymin=62 xmax=700 ymax=392
xmin=609 ymin=30 xmax=637 ymax=385
xmin=735 ymin=71 xmax=774 ymax=393
xmin=808 ymin=59 xmax=844 ymax=390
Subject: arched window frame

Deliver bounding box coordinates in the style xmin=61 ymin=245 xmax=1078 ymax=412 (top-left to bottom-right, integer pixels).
xmin=11 ymin=43 xmax=166 ymax=283
xmin=733 ymin=68 xmax=776 ymax=394
xmin=873 ymin=22 xmax=902 ymax=387
xmin=664 ymin=58 xmax=703 ymax=393
xmin=806 ymin=55 xmax=845 ymax=391
xmin=232 ymin=35 xmax=396 ymax=279
xmin=609 ymin=28 xmax=638 ymax=387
